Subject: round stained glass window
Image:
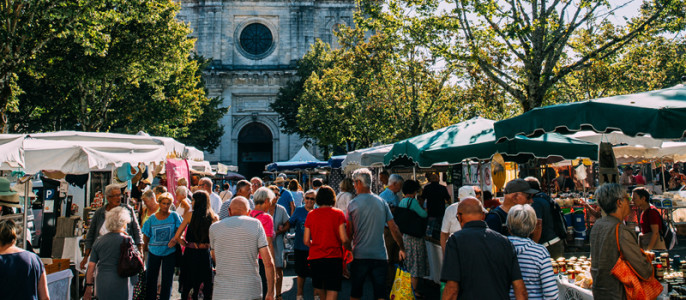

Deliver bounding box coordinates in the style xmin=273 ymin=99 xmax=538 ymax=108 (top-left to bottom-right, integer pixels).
xmin=239 ymin=23 xmax=273 ymax=57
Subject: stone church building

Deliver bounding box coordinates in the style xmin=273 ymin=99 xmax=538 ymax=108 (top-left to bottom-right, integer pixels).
xmin=177 ymin=1 xmax=356 ymax=178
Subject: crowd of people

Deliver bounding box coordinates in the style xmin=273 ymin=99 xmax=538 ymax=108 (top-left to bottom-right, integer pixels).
xmin=1 ymin=164 xmax=673 ymax=300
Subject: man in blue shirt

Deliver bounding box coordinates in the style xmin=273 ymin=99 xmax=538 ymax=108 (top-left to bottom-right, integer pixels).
xmin=348 ymin=168 xmax=405 ymax=300
xmin=275 ymin=177 xmax=294 ymax=216
xmin=379 ymin=174 xmax=403 ymax=208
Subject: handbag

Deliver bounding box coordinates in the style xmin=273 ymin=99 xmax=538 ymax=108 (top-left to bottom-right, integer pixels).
xmin=390 ymin=264 xmax=415 ymax=300
xmin=118 ymin=235 xmax=144 ymax=277
xmin=393 ymin=198 xmax=427 ymax=238
xmin=610 ymin=224 xmax=663 ymax=299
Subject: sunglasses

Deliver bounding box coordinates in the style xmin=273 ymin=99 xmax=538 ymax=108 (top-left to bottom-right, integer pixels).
xmin=305 ymin=197 xmax=316 ymax=200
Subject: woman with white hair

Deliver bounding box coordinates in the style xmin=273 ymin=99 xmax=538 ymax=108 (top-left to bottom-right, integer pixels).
xmin=506 ymin=204 xmax=558 ymax=300
xmin=81 ymin=184 xmax=142 ymax=270
xmin=175 ymin=186 xmax=192 ymax=219
xmin=84 ymin=206 xmax=137 ymax=300
xmin=251 ymin=187 xmax=276 ymax=299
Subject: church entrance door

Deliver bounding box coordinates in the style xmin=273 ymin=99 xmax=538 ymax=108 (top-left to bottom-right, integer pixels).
xmin=237 ymin=122 xmax=273 ymax=179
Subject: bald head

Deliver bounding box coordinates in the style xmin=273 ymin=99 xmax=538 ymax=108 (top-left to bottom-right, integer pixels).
xmin=229 ymin=196 xmax=250 ymax=216
xmin=456 ymin=197 xmax=485 ymax=226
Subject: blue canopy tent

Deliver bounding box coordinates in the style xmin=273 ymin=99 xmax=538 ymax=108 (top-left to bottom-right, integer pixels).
xmin=327 ymin=155 xmax=346 ymax=169
xmin=265 ymin=146 xmax=328 ymax=172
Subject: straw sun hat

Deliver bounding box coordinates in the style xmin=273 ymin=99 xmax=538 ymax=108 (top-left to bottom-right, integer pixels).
xmin=0 ymin=178 xmax=21 ymax=208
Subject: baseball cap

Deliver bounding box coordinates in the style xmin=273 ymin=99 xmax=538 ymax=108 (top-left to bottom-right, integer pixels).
xmin=504 ymin=179 xmax=539 ymax=194
xmin=458 ymin=186 xmax=476 ymax=200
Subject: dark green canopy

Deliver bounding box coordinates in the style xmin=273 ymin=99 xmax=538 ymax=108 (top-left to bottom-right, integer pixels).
xmin=384 ymin=117 xmax=598 ymax=168
xmin=494 ymin=84 xmax=686 ymax=142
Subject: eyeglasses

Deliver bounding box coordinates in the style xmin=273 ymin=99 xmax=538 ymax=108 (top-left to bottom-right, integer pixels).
xmin=108 ymin=194 xmax=122 ymax=198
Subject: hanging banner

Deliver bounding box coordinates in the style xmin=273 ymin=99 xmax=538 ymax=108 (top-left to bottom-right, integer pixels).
xmin=166 ymin=159 xmax=190 ymax=205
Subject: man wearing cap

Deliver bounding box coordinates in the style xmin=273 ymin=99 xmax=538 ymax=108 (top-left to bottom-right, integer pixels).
xmin=440 ymin=185 xmax=476 ymax=251
xmin=485 ymin=179 xmax=537 ymax=236
xmin=525 ymin=177 xmax=563 ymax=258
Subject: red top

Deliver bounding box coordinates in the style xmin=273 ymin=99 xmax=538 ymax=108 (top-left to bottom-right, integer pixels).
xmin=304 ymin=207 xmax=346 ymax=260
xmin=634 ymin=175 xmax=646 ymax=185
xmin=250 ymin=210 xmax=275 ymax=237
xmin=640 ymin=206 xmax=662 ymax=234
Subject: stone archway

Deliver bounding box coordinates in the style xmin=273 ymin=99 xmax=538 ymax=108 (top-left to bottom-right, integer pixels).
xmin=237 ymin=122 xmax=273 ymax=179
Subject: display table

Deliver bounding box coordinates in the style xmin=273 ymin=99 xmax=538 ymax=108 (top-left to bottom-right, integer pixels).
xmin=557 ymin=276 xmax=593 ymax=300
xmin=60 ymin=236 xmax=83 ymax=272
xmin=47 ymin=269 xmax=73 ymax=300
xmin=425 ymin=240 xmax=442 ymax=284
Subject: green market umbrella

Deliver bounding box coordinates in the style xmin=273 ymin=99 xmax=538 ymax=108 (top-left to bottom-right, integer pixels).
xmin=494 ymin=84 xmax=686 ymax=142
xmin=384 ymin=117 xmax=598 ymax=168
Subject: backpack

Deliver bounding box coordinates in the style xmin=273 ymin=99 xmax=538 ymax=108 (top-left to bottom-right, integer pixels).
xmin=541 ymin=193 xmax=568 ymax=241
xmin=651 ymin=207 xmax=677 ymax=250
xmin=486 ymin=207 xmax=509 ymax=236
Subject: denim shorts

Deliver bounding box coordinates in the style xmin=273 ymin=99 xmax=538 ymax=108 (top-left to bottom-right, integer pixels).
xmin=350 ymin=259 xmax=387 ymax=299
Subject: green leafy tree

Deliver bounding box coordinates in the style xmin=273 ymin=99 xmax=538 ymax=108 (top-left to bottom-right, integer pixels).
xmin=277 ymin=0 xmax=464 ymax=151
xmin=0 ymin=0 xmax=111 ymax=131
xmin=551 ymin=27 xmax=686 ymax=104
xmin=270 ymin=40 xmax=335 ymax=136
xmin=453 ymin=0 xmax=684 ymax=111
xmin=7 ymin=0 xmax=226 ymax=152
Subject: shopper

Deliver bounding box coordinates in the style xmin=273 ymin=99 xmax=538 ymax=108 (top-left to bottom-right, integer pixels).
xmin=335 ymin=178 xmax=354 ymax=217
xmin=0 ymin=219 xmax=49 ymax=300
xmin=268 ymin=185 xmax=290 ymax=299
xmin=287 ymin=190 xmax=315 ymax=300
xmin=81 ymin=184 xmax=142 ymax=270
xmin=590 ymin=183 xmax=654 ymax=299
xmin=251 ymin=187 xmax=276 ymax=299
xmin=84 ymin=207 xmax=138 ymax=300
xmin=506 ymin=204 xmax=558 ymax=299
xmin=174 ymin=191 xmax=218 ymax=299
xmin=632 ymin=187 xmax=666 ymax=250
xmin=347 ymin=168 xmax=406 ymax=300
xmin=304 ymin=186 xmax=349 ymax=300
xmin=396 ymin=180 xmax=428 ymax=297
xmin=441 ymin=198 xmax=527 ymax=300
xmin=142 ymin=192 xmax=182 ymax=300
xmin=209 ymin=197 xmax=275 ymax=300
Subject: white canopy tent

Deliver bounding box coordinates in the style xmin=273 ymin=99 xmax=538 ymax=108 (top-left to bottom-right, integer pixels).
xmin=341 ymin=144 xmax=392 ymax=173
xmin=0 ymin=134 xmax=25 ymax=170
xmin=23 ymin=139 xmax=167 ymax=174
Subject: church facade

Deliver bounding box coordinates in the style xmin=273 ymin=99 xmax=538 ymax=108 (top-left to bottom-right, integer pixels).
xmin=177 ymin=0 xmax=356 ymax=178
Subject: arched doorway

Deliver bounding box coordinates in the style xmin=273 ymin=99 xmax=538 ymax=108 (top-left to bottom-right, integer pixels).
xmin=237 ymin=122 xmax=273 ymax=179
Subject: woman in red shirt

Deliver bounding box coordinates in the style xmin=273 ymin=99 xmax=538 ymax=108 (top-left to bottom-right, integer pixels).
xmin=303 ymin=186 xmax=350 ymax=300
xmin=632 ymin=187 xmax=665 ymax=250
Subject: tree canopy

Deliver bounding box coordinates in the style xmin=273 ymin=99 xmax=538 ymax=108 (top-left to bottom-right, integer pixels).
xmin=5 ymin=0 xmax=226 ymax=152
xmin=453 ymin=0 xmax=685 ymax=111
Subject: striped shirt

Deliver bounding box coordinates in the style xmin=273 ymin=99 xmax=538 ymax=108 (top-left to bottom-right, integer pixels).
xmin=209 ymin=215 xmax=268 ymax=300
xmin=507 ymin=236 xmax=559 ymax=300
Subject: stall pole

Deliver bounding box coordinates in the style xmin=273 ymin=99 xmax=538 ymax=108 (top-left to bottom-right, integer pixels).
xmin=413 ymin=167 xmax=416 ymax=180
xmin=19 ymin=175 xmax=32 ymax=249
xmin=662 ymin=161 xmax=667 ymax=193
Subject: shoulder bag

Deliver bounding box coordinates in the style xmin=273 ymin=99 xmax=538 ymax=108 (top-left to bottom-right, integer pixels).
xmin=610 ymin=224 xmax=663 ymax=299
xmin=118 ymin=235 xmax=144 ymax=277
xmin=393 ymin=198 xmax=427 ymax=238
